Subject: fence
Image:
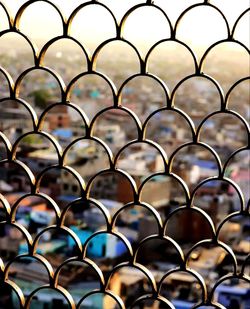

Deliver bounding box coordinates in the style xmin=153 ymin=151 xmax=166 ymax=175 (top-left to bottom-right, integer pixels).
xmin=0 ymin=1 xmax=249 ymax=308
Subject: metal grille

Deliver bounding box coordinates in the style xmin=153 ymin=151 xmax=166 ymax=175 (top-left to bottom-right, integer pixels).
xmin=0 ymin=1 xmax=249 ymax=308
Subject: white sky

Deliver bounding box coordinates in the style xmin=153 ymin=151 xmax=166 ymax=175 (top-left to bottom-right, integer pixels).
xmin=0 ymin=0 xmax=249 ymax=53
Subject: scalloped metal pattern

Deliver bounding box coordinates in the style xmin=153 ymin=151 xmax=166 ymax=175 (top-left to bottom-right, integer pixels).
xmin=0 ymin=1 xmax=249 ymax=308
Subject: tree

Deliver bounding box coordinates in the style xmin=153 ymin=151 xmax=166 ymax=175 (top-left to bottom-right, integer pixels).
xmin=29 ymin=89 xmax=52 ymax=109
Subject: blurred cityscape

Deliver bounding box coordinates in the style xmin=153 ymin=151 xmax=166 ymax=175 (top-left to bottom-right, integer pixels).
xmin=0 ymin=39 xmax=250 ymax=309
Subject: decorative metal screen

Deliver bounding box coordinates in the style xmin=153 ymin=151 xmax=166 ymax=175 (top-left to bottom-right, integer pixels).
xmin=0 ymin=1 xmax=249 ymax=308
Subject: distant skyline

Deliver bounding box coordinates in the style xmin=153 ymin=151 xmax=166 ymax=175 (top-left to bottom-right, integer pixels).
xmin=0 ymin=0 xmax=249 ymax=54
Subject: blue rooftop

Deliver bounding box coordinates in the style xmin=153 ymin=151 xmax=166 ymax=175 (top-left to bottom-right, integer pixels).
xmin=193 ymin=160 xmax=217 ymax=170
xmin=53 ymin=128 xmax=73 ymax=139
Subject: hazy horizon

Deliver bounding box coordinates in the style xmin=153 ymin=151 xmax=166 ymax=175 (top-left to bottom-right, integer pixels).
xmin=0 ymin=0 xmax=249 ymax=55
